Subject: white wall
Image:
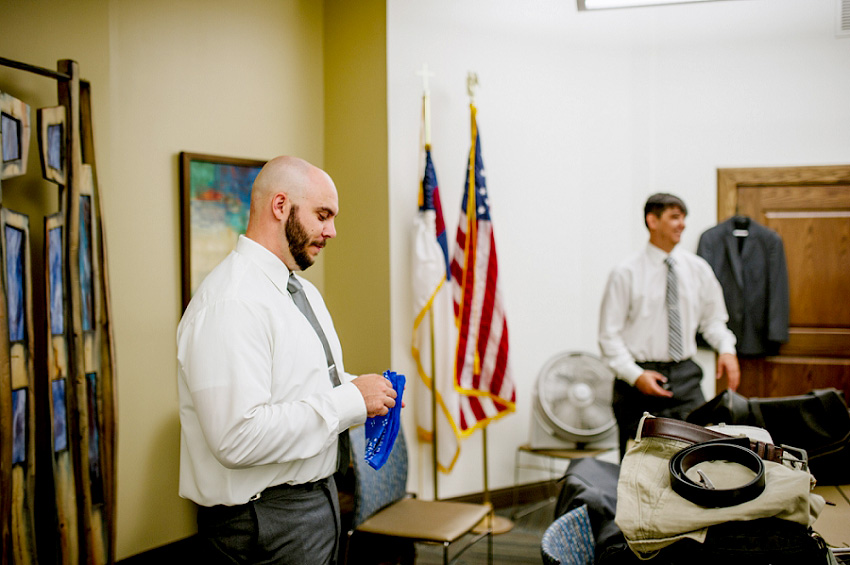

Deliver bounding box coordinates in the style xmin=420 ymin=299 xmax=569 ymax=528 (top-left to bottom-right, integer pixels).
xmin=387 ymin=0 xmax=850 ymax=499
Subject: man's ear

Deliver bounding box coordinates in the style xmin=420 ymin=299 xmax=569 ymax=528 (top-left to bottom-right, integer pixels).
xmin=645 ymin=212 xmax=657 ymax=231
xmin=271 ymin=192 xmax=288 ymax=220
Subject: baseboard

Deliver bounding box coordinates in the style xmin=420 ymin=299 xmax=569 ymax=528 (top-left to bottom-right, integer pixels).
xmin=444 ymin=479 xmax=558 ymax=509
xmin=117 ymin=536 xmax=203 ymax=564
xmin=117 ymin=480 xmax=558 ymax=562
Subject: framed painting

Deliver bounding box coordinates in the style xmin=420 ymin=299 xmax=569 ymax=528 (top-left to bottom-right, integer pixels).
xmin=179 ymin=152 xmax=265 ymax=309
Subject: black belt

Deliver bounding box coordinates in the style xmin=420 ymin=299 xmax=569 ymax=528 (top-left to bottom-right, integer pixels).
xmin=637 ymin=359 xmax=691 ymax=369
xmin=669 ymin=438 xmax=766 ymax=508
xmin=249 ymin=477 xmax=330 ymax=501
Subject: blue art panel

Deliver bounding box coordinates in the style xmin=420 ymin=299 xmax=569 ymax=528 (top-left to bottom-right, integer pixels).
xmin=5 ymin=225 xmax=25 ymax=342
xmin=47 ymin=123 xmax=62 ymax=170
xmin=53 ymin=379 xmax=68 ymax=453
xmin=2 ymin=112 xmax=20 ymax=162
xmin=48 ymin=226 xmax=64 ymax=335
xmin=12 ymin=388 xmax=27 ymax=465
xmin=79 ymin=195 xmax=94 ymax=332
xmin=87 ymin=372 xmax=104 ymax=504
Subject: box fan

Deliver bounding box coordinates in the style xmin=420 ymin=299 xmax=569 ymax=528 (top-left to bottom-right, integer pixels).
xmin=530 ymin=351 xmax=618 ymax=449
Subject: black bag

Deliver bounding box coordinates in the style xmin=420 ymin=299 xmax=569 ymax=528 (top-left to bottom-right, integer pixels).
xmin=554 ymin=457 xmax=621 ymax=560
xmin=686 ymin=388 xmax=850 ymax=485
xmin=557 ymin=454 xmax=835 ymax=564
xmin=597 ymin=519 xmax=831 ymax=565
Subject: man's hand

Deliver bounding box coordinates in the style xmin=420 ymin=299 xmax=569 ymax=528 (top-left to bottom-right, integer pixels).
xmin=716 ymin=353 xmax=740 ymax=391
xmin=634 ymin=370 xmax=674 ymax=398
xmin=352 ymin=373 xmax=398 ymax=417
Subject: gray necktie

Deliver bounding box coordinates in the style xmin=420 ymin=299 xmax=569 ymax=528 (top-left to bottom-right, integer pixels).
xmin=665 ymin=256 xmax=683 ymax=362
xmin=287 ymin=273 xmax=350 ymax=474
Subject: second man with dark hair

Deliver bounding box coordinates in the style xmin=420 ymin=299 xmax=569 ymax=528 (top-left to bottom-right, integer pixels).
xmin=598 ymin=193 xmax=740 ymax=459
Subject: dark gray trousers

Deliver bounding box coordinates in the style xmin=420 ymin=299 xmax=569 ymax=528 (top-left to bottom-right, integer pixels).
xmin=197 ymin=477 xmax=340 ymax=565
xmin=612 ymin=359 xmax=706 ymax=460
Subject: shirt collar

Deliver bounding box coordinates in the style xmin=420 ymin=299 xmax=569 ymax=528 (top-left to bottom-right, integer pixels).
xmin=646 ymin=241 xmax=677 ymax=263
xmin=236 ymin=235 xmax=293 ymax=295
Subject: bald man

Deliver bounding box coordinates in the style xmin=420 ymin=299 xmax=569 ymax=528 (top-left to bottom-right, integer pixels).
xmin=177 ymin=156 xmax=397 ymax=564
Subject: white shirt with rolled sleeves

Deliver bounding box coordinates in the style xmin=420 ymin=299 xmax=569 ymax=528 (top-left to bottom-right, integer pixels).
xmin=177 ymin=235 xmax=366 ymax=507
xmin=598 ymin=243 xmax=737 ymax=386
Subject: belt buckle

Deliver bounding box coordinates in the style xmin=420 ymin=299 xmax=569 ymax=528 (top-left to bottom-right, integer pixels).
xmin=780 ymin=444 xmax=808 ymax=471
xmin=696 ymin=470 xmax=716 ymax=490
xmin=249 ymin=492 xmax=262 ymax=502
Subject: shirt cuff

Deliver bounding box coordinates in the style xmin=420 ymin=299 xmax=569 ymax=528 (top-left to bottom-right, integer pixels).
xmin=331 ymin=381 xmax=367 ymax=433
xmin=618 ymin=364 xmax=645 ymax=387
xmin=714 ymin=333 xmax=737 ymax=356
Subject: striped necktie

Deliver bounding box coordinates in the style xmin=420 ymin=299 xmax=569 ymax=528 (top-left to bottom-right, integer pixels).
xmin=665 ymin=256 xmax=683 ymax=362
xmin=287 ymin=273 xmax=350 ymax=474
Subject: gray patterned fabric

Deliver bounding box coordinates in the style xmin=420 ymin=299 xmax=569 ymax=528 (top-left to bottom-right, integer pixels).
xmin=350 ymin=423 xmax=409 ymax=526
xmin=541 ymin=504 xmax=595 ymax=565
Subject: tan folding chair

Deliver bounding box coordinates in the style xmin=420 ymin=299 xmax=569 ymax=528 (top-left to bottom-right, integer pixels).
xmin=345 ymin=423 xmax=493 ymax=565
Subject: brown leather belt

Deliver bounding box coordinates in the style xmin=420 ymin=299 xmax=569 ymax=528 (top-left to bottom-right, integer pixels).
xmin=640 ymin=416 xmax=786 ymax=463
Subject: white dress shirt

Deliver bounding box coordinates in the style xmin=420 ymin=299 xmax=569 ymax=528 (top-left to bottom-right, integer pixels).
xmin=177 ymin=235 xmax=366 ymax=506
xmin=598 ymin=242 xmax=736 ymax=386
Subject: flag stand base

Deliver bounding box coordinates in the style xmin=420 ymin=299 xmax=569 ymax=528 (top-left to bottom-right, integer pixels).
xmin=473 ymin=511 xmax=514 ymax=535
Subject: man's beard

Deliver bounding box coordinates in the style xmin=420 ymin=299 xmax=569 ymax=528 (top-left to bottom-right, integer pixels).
xmin=285 ymin=207 xmax=322 ymax=270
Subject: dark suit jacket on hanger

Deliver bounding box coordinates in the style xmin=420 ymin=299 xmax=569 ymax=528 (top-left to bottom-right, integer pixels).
xmin=697 ymin=217 xmax=790 ymax=356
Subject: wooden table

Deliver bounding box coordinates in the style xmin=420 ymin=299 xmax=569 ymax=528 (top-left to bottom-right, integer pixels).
xmin=813 ymin=484 xmax=850 ymax=551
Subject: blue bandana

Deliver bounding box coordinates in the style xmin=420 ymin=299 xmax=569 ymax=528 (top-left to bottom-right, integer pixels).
xmin=364 ymin=370 xmax=406 ymax=470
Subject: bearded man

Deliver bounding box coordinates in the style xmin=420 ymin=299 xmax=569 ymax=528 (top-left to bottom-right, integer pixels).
xmin=177 ymin=156 xmax=397 ymax=564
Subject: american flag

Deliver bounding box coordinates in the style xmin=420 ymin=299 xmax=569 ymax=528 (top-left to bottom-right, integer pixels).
xmin=450 ymin=106 xmax=515 ymax=435
xmin=412 ymin=147 xmax=462 ymax=472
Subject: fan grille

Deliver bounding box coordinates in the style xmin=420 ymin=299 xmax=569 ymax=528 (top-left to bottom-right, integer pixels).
xmin=534 ymin=352 xmax=616 ymax=443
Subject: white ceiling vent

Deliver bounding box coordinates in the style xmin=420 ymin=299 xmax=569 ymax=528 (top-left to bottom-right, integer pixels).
xmin=839 ymin=0 xmax=850 ymax=38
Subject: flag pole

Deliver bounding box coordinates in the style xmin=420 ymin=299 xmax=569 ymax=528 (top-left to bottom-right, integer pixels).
xmin=467 ymin=71 xmax=489 ymax=505
xmin=429 ymin=311 xmax=439 ymax=500
xmin=418 ymin=63 xmax=440 ymax=501
xmin=467 ymin=71 xmax=514 ymax=535
xmin=421 ymin=63 xmax=432 ymax=148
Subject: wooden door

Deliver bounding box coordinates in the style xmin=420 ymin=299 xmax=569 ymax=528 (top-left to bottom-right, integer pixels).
xmin=717 ymin=165 xmax=850 ymax=403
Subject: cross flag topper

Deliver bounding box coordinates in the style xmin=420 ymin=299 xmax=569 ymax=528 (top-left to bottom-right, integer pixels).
xmin=417 ymin=63 xmax=436 ymax=146
xmin=467 ymin=72 xmax=479 ymax=103
xmin=417 ymin=63 xmax=435 ymax=94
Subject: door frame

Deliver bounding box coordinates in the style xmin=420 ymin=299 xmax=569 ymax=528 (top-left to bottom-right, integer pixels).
xmin=717 ymin=164 xmax=850 ymax=222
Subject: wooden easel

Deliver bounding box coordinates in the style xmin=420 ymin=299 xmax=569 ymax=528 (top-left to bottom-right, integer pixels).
xmin=0 ymin=57 xmax=117 ymax=565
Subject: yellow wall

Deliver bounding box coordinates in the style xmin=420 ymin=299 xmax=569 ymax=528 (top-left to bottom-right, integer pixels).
xmin=0 ymin=0 xmax=357 ymax=559
xmin=323 ymin=0 xmax=391 ymax=375
xmin=108 ymin=1 xmax=328 ymax=557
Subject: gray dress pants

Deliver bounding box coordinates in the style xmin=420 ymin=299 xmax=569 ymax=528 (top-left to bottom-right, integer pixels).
xmin=197 ymin=477 xmax=341 ymax=565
